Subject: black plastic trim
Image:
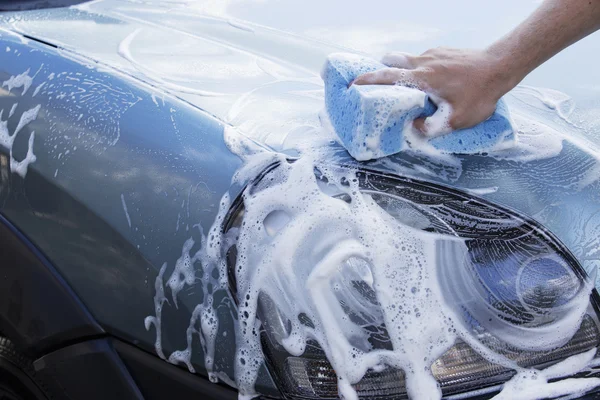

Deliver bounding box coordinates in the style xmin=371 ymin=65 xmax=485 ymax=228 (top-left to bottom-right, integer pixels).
xmin=0 ymin=212 xmax=103 ymax=357
xmin=113 ymin=339 xmax=239 ymax=400
xmin=33 ymin=339 xmax=144 ymax=400
xmin=20 ymin=35 xmax=58 ymax=49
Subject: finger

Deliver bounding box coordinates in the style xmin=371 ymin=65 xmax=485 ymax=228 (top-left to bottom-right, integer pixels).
xmin=413 ymin=117 xmax=426 ymax=133
xmin=352 ymin=68 xmax=405 ymax=86
xmin=381 ymin=52 xmax=417 ymax=69
xmin=352 ymin=68 xmax=425 ymax=90
xmin=414 ymin=101 xmax=454 ymax=138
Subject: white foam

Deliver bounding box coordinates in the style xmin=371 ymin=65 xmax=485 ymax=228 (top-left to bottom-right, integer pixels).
xmin=462 ymin=186 xmax=499 ymax=196
xmin=488 ymin=112 xmax=564 ymax=162
xmin=142 ymin=121 xmax=600 ymax=400
xmin=0 ymin=110 xmax=13 ymax=149
xmin=496 ymin=87 xmax=600 ymax=167
xmin=145 ymin=193 xmax=235 ymax=381
xmin=166 ymin=238 xmax=196 ymax=308
xmin=117 ymin=28 xmax=141 ymax=68
xmin=10 ymin=130 xmax=36 ymax=178
xmin=0 ymin=27 xmax=29 ymax=45
xmin=144 ymin=262 xmax=168 ymax=360
xmin=0 ymin=103 xmax=40 ymax=178
xmin=151 ymin=93 xmax=160 ymax=107
xmin=147 ymin=79 xmax=600 ymax=400
xmin=2 ymin=68 xmax=33 ymax=95
xmin=121 ymin=193 xmax=132 ymax=228
xmin=14 ymin=105 xmax=40 ymax=136
xmin=8 ymin=103 xmax=17 ymax=118
xmin=493 ymin=349 xmax=600 ymax=400
xmin=32 ymin=82 xmax=45 ymax=97
xmin=217 ymin=130 xmax=597 ymax=399
xmin=420 ymin=95 xmax=452 ymax=138
xmin=519 ymin=85 xmax=578 ymax=128
xmin=117 ymin=28 xmax=225 ymax=97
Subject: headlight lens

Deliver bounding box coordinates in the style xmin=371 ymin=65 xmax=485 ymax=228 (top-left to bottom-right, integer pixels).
xmin=224 ymin=165 xmax=600 ymax=399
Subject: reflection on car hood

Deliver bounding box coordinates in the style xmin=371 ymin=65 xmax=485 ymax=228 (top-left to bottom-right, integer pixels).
xmin=0 ymin=0 xmax=334 ymax=135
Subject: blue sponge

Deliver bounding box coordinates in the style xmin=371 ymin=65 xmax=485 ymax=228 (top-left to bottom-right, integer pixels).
xmin=322 ymin=53 xmax=515 ymax=161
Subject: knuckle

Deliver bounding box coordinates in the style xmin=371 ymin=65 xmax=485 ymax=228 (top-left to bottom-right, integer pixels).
xmin=411 ymin=69 xmax=431 ymax=87
xmin=382 ymin=52 xmax=415 ymax=68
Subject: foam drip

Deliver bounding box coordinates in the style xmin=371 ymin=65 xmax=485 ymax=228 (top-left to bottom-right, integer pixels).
xmin=143 ymin=122 xmax=600 ymax=399
xmin=141 ymin=68 xmax=600 ymax=400
xmin=0 ymin=73 xmax=40 ymax=178
xmin=225 ymin=144 xmax=598 ymax=399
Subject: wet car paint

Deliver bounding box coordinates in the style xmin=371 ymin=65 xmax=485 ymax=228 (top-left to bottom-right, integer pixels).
xmin=0 ymin=0 xmax=598 ymax=397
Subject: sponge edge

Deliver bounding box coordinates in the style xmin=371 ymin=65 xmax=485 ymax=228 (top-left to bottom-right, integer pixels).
xmin=322 ymin=53 xmax=516 ymax=161
xmin=428 ymin=100 xmax=514 ymax=153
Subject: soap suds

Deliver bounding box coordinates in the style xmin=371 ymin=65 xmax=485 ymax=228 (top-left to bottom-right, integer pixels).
xmin=8 ymin=103 xmax=17 ymax=118
xmin=146 ymin=201 xmax=232 ymax=382
xmin=32 ymin=82 xmax=45 ymax=97
xmin=33 ymin=69 xmax=141 ymax=149
xmin=519 ymin=85 xmax=578 ymax=128
xmin=2 ymin=68 xmax=33 ymax=95
xmin=117 ymin=28 xmax=225 ymax=97
xmin=222 ymin=142 xmax=597 ymax=399
xmin=499 ymin=87 xmax=600 ymax=166
xmin=139 ymin=45 xmax=600 ymax=398
xmin=144 ymin=86 xmax=600 ymax=399
xmin=420 ymin=94 xmax=453 ymax=138
xmin=121 ymin=193 xmax=132 ymax=228
xmin=10 ymin=130 xmax=36 ymax=178
xmin=117 ymin=28 xmax=141 ymax=68
xmin=461 ymin=186 xmax=499 ymax=196
xmin=145 ymin=126 xmax=599 ymax=400
xmin=144 ymin=262 xmax=168 ymax=360
xmin=151 ymin=93 xmax=160 ymax=107
xmin=493 ymin=349 xmax=600 ymax=400
xmin=14 ymin=104 xmax=40 ymax=136
xmin=0 ymin=100 xmax=40 ymax=178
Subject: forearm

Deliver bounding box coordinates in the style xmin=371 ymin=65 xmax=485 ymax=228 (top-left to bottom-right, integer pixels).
xmin=487 ymin=0 xmax=600 ymax=91
xmin=352 ymin=0 xmax=600 ymax=135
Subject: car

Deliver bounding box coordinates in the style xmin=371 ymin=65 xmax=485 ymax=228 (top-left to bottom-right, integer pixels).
xmin=0 ymin=0 xmax=599 ymax=399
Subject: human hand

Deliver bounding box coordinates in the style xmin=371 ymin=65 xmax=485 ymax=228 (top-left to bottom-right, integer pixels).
xmin=352 ymin=48 xmax=517 ymax=137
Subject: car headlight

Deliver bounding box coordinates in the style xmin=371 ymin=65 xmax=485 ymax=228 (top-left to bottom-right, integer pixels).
xmin=223 ymin=161 xmax=600 ymax=399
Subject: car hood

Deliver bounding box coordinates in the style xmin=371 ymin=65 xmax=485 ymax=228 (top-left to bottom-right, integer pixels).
xmin=0 ymin=0 xmax=334 ymax=140
xmin=0 ymin=1 xmax=599 ymax=395
xmin=3 ymin=0 xmax=599 ymax=141
xmin=1 ymin=0 xmax=598 ymax=274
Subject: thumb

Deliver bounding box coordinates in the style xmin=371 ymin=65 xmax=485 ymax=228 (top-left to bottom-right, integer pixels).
xmin=413 ymin=101 xmax=453 ymax=138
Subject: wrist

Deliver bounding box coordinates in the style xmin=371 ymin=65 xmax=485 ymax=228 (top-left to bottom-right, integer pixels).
xmin=483 ymin=45 xmax=527 ymax=100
